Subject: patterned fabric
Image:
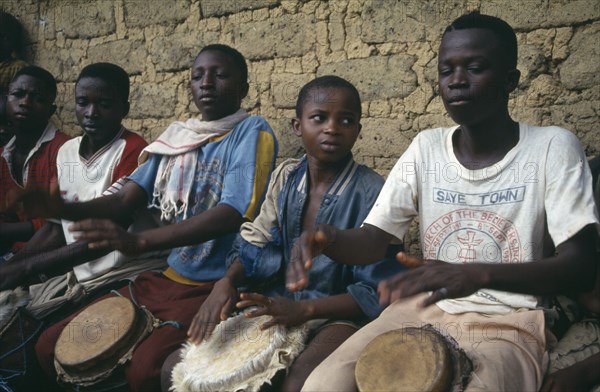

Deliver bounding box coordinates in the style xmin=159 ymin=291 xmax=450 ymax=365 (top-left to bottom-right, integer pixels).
xmin=365 ymin=123 xmax=598 ymax=315
xmin=128 ymin=115 xmax=277 ymax=282
xmin=139 ymin=109 xmax=249 ymax=221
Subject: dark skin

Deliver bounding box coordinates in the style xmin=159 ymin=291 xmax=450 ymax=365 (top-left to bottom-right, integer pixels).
xmin=0 ymin=76 xmax=129 ymax=290
xmin=541 ymin=254 xmax=600 ymax=392
xmin=0 ymin=74 xmax=56 ymax=247
xmin=9 ymin=50 xmax=249 ymax=263
xmin=286 ymin=29 xmax=597 ymax=310
xmin=181 ymin=87 xmax=365 ymax=392
xmin=189 ymin=86 xmax=365 ymax=342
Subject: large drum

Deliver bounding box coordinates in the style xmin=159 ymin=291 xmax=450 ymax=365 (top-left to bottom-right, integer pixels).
xmin=171 ymin=313 xmax=308 ymax=392
xmin=54 ymin=296 xmax=154 ymax=387
xmin=355 ymin=325 xmax=473 ymax=392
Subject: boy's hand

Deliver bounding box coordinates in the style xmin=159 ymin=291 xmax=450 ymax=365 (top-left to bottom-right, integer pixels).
xmin=237 ymin=292 xmax=309 ymax=329
xmin=69 ymin=219 xmax=145 ymax=256
xmin=286 ymin=224 xmax=336 ymax=292
xmin=187 ymin=277 xmax=238 ymax=344
xmin=377 ymin=252 xmax=486 ymax=307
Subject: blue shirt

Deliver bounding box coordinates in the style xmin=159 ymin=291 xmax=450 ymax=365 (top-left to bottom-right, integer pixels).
xmin=129 ymin=115 xmax=277 ymax=281
xmin=231 ymin=157 xmax=405 ymax=320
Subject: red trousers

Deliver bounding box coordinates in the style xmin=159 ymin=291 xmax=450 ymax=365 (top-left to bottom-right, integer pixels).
xmin=35 ymin=271 xmax=215 ymax=391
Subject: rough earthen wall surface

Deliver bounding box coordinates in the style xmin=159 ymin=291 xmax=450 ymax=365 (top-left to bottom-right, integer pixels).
xmin=2 ymin=0 xmax=599 ymax=251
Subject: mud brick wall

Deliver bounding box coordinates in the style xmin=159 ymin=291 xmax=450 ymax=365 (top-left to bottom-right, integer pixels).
xmin=2 ymin=0 xmax=599 ymax=253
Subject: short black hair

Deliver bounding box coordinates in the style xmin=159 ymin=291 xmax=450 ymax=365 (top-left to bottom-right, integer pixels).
xmin=11 ymin=65 xmax=57 ymax=102
xmin=0 ymin=11 xmax=25 ymax=55
xmin=295 ymin=75 xmax=361 ymax=118
xmin=443 ymin=12 xmax=518 ymax=69
xmin=197 ymin=44 xmax=248 ymax=83
xmin=77 ymin=62 xmax=130 ymax=102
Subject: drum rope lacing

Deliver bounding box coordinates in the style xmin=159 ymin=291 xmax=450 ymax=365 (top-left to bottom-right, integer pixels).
xmin=0 ymin=311 xmax=45 ymax=392
xmin=110 ymin=282 xmax=183 ymax=330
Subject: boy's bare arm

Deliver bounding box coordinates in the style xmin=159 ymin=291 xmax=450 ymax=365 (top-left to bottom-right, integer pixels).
xmin=188 ymin=259 xmax=247 ymax=344
xmin=0 ymin=221 xmax=34 ymax=246
xmin=7 ymin=222 xmax=66 ymax=264
xmin=17 ymin=180 xmax=147 ymax=226
xmin=378 ymin=224 xmax=597 ymax=307
xmin=287 ymin=223 xmax=393 ymax=291
xmin=0 ymin=239 xmax=109 ymax=290
xmin=70 ymin=203 xmax=245 ymax=256
xmin=238 ymin=292 xmax=362 ymax=330
xmin=541 ymin=352 xmax=600 ymax=392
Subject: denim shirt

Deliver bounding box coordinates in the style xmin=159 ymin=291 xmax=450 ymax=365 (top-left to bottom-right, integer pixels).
xmin=229 ymin=156 xmax=405 ymax=320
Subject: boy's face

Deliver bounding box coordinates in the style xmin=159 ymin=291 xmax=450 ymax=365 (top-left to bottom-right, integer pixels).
xmin=292 ymin=87 xmax=362 ymax=164
xmin=438 ymin=28 xmax=519 ymax=127
xmin=75 ymin=77 xmax=128 ymax=146
xmin=190 ymin=50 xmax=249 ymax=121
xmin=6 ymin=75 xmax=56 ymax=133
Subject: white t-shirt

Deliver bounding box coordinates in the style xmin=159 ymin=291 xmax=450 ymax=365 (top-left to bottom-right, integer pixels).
xmin=364 ymin=123 xmax=599 ymax=315
xmin=57 ymin=128 xmax=147 ymax=282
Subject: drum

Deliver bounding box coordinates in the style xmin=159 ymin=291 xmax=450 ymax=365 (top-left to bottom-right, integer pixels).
xmin=355 ymin=325 xmax=473 ymax=392
xmin=171 ymin=313 xmax=308 ymax=392
xmin=54 ymin=296 xmax=154 ymax=387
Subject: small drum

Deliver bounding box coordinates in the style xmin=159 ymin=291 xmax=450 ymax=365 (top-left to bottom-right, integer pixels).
xmin=171 ymin=313 xmax=308 ymax=392
xmin=54 ymin=296 xmax=154 ymax=387
xmin=355 ymin=325 xmax=473 ymax=392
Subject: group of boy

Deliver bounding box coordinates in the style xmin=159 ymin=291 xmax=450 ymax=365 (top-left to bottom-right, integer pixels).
xmin=0 ymin=11 xmax=597 ymax=392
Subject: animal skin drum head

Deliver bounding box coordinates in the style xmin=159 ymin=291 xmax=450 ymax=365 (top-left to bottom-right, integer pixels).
xmin=55 ymin=296 xmax=137 ymax=371
xmin=171 ymin=313 xmax=307 ymax=392
xmin=356 ymin=327 xmax=455 ymax=392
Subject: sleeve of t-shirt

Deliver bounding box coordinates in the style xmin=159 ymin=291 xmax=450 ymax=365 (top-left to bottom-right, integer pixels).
xmin=127 ymin=154 xmax=160 ymax=203
xmin=236 ymin=161 xmax=296 ymax=278
xmin=544 ymin=129 xmax=599 ymax=247
xmin=363 ymin=136 xmax=421 ymax=241
xmin=111 ymin=132 xmax=148 ymax=183
xmin=218 ymin=117 xmax=277 ymax=221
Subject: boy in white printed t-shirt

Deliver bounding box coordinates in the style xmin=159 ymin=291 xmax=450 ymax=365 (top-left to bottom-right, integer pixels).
xmin=288 ymin=12 xmax=599 ymax=392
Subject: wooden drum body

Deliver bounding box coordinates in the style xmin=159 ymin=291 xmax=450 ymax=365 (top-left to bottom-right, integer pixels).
xmin=54 ymin=296 xmax=154 ymax=387
xmin=355 ymin=326 xmax=472 ymax=392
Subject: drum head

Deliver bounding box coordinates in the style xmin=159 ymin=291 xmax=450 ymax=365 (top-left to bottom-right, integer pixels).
xmin=171 ymin=313 xmax=307 ymax=392
xmin=356 ymin=327 xmax=453 ymax=392
xmin=55 ymin=296 xmax=137 ymax=371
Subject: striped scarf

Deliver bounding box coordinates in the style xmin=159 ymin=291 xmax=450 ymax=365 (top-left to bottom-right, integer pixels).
xmin=139 ymin=109 xmax=249 ymax=221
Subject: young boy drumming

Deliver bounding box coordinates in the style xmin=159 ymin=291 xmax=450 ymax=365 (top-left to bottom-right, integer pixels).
xmin=163 ymin=76 xmax=404 ymax=391
xmin=0 ymin=63 xmax=160 ymax=314
xmin=34 ymin=44 xmax=278 ymax=391
xmin=288 ymin=13 xmax=598 ymax=392
xmin=0 ymin=66 xmax=69 ymax=255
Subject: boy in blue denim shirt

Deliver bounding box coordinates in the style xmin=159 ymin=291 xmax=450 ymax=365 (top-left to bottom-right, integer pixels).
xmin=172 ymin=76 xmax=404 ymax=391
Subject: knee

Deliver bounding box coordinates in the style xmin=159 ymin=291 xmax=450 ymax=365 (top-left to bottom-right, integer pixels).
xmin=281 ymin=373 xmax=307 ymax=392
xmin=160 ymin=349 xmax=182 ymax=392
xmin=35 ymin=327 xmax=62 ymax=376
xmin=125 ymin=350 xmax=163 ymax=392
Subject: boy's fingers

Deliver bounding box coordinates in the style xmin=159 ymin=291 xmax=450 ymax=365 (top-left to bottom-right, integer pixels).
xmin=286 ymin=245 xmax=309 ymax=291
xmin=286 ymin=263 xmax=308 ymax=291
xmin=220 ymin=299 xmax=232 ymax=321
xmin=313 ymin=228 xmax=330 ymax=251
xmin=396 ymin=252 xmax=426 ymax=268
